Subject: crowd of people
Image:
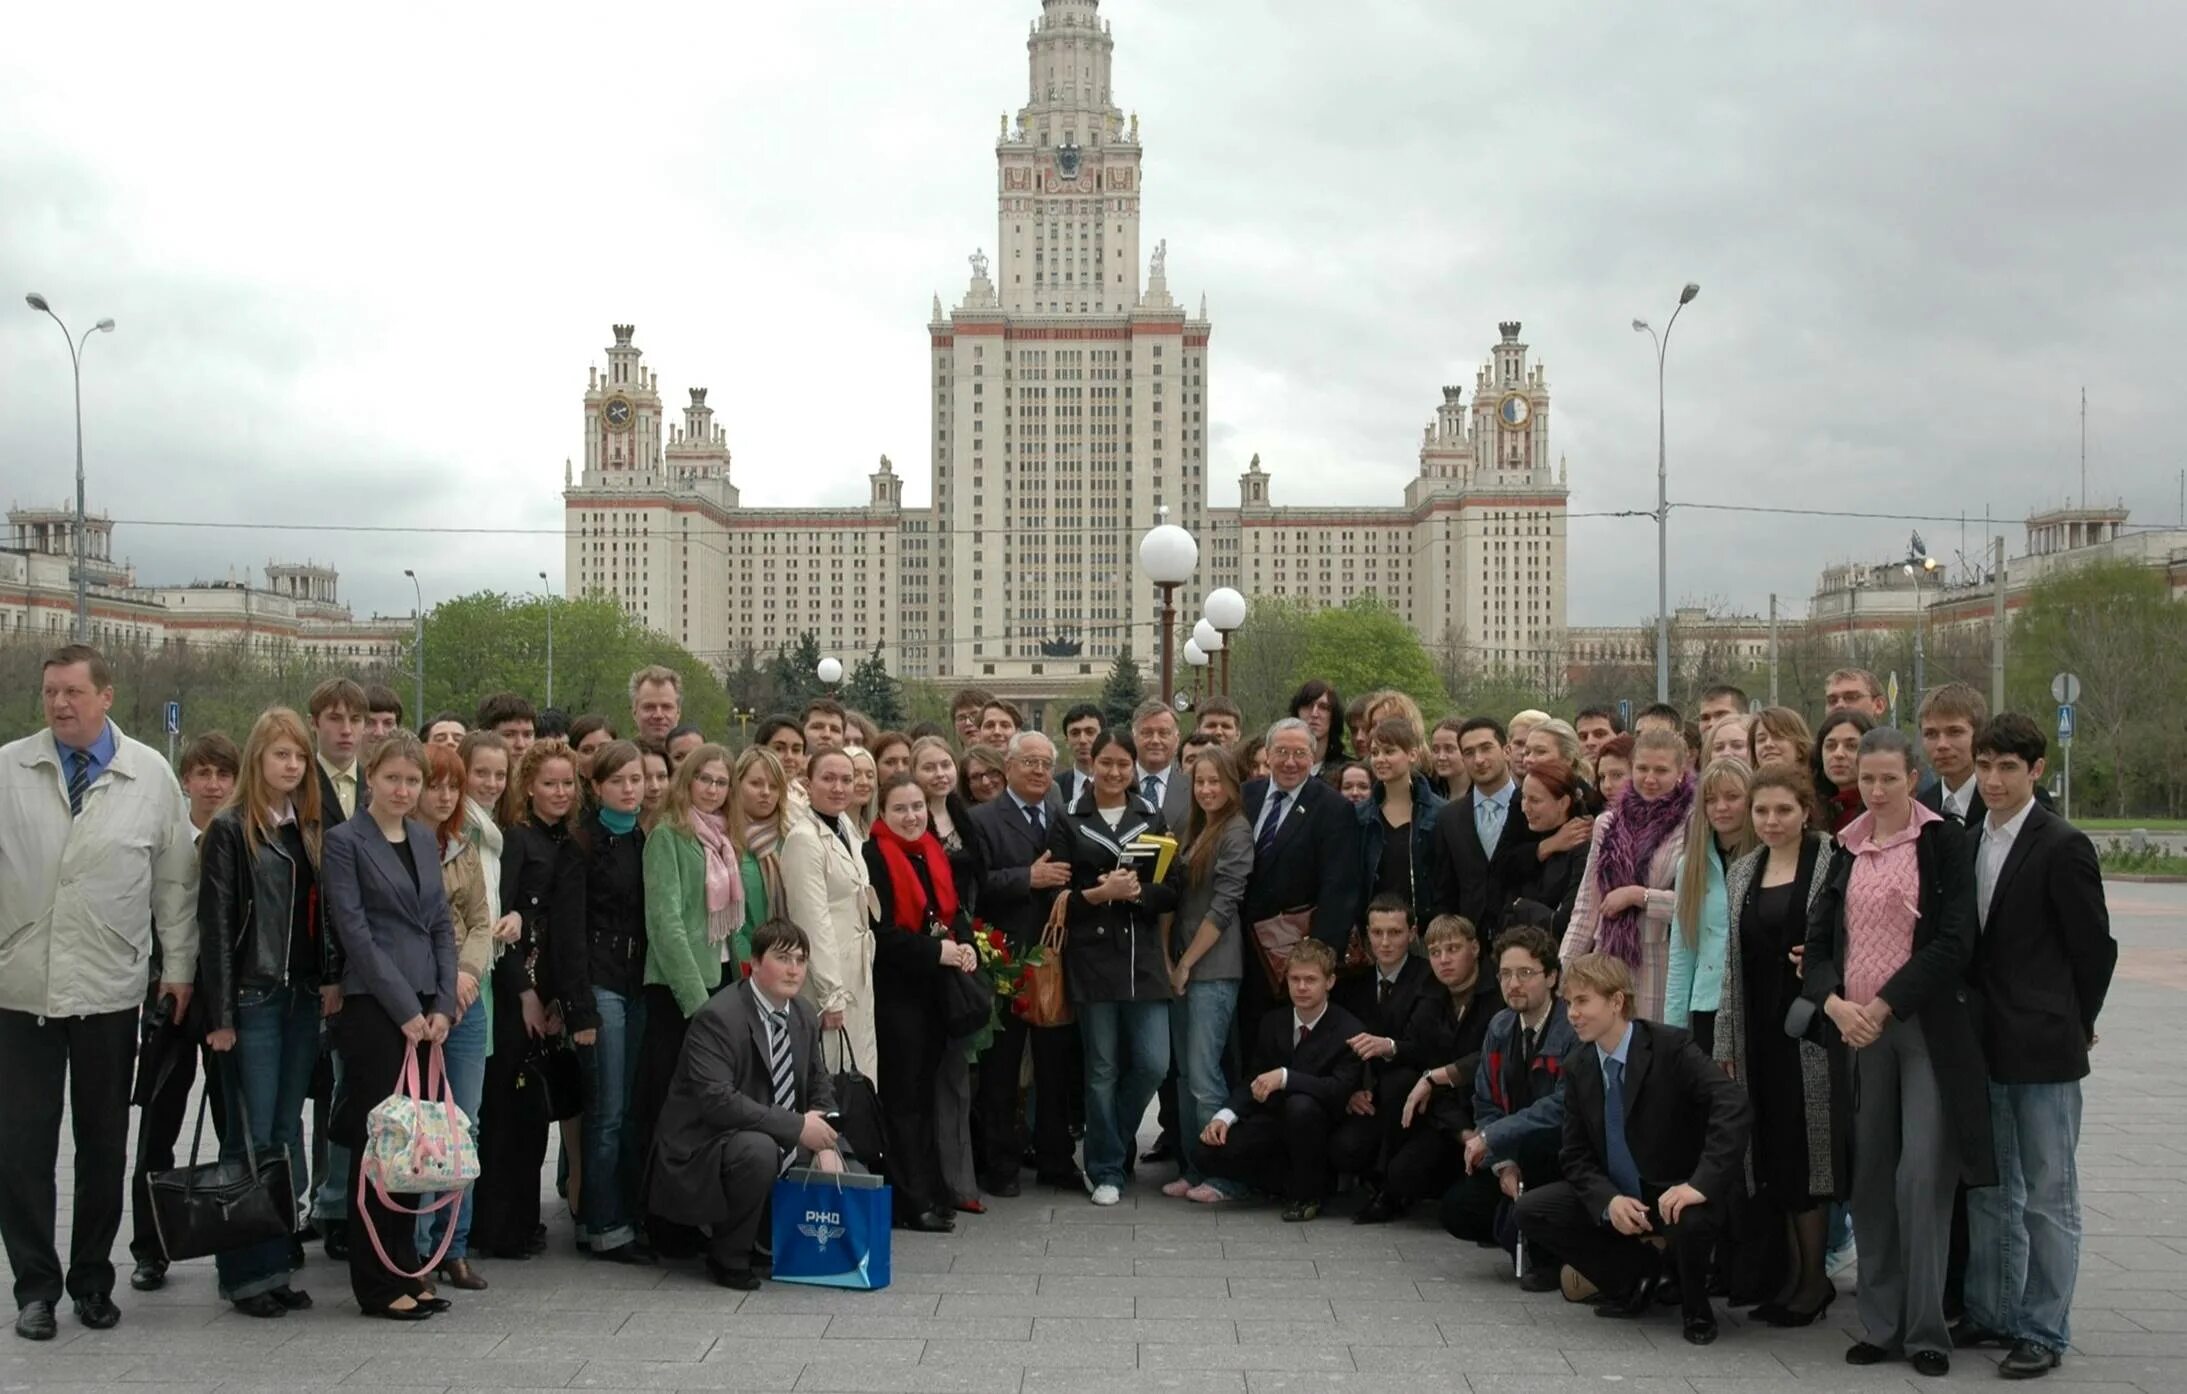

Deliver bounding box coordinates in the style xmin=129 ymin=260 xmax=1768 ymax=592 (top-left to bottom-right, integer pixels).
xmin=0 ymin=645 xmax=2117 ymax=1380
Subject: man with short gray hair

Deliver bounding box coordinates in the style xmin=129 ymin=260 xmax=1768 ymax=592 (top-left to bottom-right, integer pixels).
xmin=1238 ymin=718 xmax=1360 ymax=1023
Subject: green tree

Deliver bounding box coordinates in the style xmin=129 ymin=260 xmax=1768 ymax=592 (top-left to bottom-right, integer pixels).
xmin=845 ymin=643 xmax=904 ymax=727
xmin=1099 ymin=647 xmax=1146 ymax=728
xmin=1225 ymin=597 xmax=1313 ymax=729
xmin=767 ymin=632 xmax=827 ymax=713
xmin=1297 ymin=595 xmax=1447 ymax=716
xmin=419 ymin=591 xmax=726 ymax=734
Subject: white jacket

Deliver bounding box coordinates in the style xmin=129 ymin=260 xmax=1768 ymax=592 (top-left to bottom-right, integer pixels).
xmin=0 ymin=721 xmax=199 ymax=1017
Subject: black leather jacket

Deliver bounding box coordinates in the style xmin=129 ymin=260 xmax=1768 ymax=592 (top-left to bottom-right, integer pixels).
xmin=195 ymin=809 xmax=319 ymax=1033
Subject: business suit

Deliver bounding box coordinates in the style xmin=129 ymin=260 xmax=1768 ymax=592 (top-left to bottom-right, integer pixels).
xmin=1917 ymin=774 xmax=2052 ymax=829
xmin=1963 ymin=800 xmax=2115 ymax=1355
xmin=1135 ymin=761 xmax=1193 ymax=833
xmin=968 ymin=793 xmax=1078 ymax=1186
xmin=649 ymin=980 xmax=837 ymax=1267
xmin=1327 ymin=956 xmax=1434 ymax=1180
xmin=320 ymin=809 xmax=457 ymax=1312
xmin=780 ymin=810 xmax=878 ymax=1085
xmin=1516 ymin=1019 xmax=1750 ymax=1322
xmin=1359 ymin=976 xmax=1503 ymax=1207
xmin=1238 ymin=776 xmax=1359 ymax=1064
xmin=1199 ymin=1002 xmax=1367 ymax=1203
xmin=308 ymin=757 xmax=364 ymax=1229
xmin=1432 ymin=783 xmax=1543 ymax=936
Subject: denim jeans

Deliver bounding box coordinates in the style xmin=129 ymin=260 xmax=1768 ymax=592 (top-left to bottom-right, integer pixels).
xmin=577 ymin=988 xmax=646 ymax=1249
xmin=1966 ymin=1079 xmax=2084 ymax=1352
xmin=214 ymin=986 xmax=320 ymax=1300
xmin=1079 ymin=999 xmax=1171 ymax=1188
xmin=1169 ymin=978 xmax=1241 ymax=1190
xmin=418 ymin=1000 xmax=489 ymax=1262
xmin=313 ymin=1040 xmax=350 ymax=1222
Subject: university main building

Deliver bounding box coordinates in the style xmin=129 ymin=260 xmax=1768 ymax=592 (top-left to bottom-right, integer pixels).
xmin=564 ymin=0 xmax=1569 ymax=705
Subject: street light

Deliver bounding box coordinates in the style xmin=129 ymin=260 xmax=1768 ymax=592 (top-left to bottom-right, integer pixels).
xmin=538 ymin=571 xmax=555 ymax=709
xmin=403 ymin=569 xmax=425 ymax=725
xmin=1204 ymin=586 xmax=1246 ymax=696
xmin=25 ymin=293 xmax=116 ymax=642
xmin=1903 ymin=533 xmax=1939 ymax=704
xmin=1182 ymin=638 xmax=1209 ymax=701
xmin=1137 ymin=512 xmax=1199 ymax=705
xmin=1632 ymin=280 xmax=1700 ymax=704
xmin=817 ymin=656 xmax=844 ymax=686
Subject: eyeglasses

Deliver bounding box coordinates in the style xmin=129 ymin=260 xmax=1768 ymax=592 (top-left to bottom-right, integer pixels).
xmin=1011 ymin=757 xmax=1055 ymax=771
xmin=1497 ymin=967 xmax=1545 ymax=983
xmin=693 ymin=774 xmax=732 ymax=790
xmin=971 ymin=769 xmax=1005 ymax=783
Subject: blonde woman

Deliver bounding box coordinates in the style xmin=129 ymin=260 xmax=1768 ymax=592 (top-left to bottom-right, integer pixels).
xmin=1523 ymin=718 xmax=1592 ymax=784
xmin=782 ymin=748 xmax=879 ymax=1084
xmin=1664 ymin=758 xmax=1759 ymax=1050
xmin=845 ymin=745 xmax=879 ymax=833
xmin=1561 ymin=728 xmax=1692 ymax=1022
xmin=728 ymin=745 xmax=791 ymax=952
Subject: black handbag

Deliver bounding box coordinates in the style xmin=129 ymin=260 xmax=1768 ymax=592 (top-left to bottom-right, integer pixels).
xmin=830 ymin=1029 xmax=888 ymax=1173
xmin=147 ymin=1061 xmax=296 ymax=1263
xmin=524 ymin=1036 xmax=585 ymax=1121
xmin=932 ymin=915 xmax=991 ymax=1041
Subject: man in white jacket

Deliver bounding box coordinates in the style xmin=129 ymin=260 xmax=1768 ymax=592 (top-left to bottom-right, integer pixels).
xmin=0 ymin=646 xmax=197 ymax=1342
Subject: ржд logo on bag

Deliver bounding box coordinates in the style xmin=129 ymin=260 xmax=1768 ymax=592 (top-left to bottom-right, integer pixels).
xmin=798 ymin=1210 xmax=845 ymax=1246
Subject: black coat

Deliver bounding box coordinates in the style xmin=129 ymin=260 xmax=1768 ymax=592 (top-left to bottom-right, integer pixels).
xmin=1392 ymin=975 xmax=1503 ymax=1133
xmin=1332 ymin=954 xmax=1433 ymax=1040
xmin=1506 ymin=842 xmax=1587 ymax=941
xmin=498 ymin=818 xmax=567 ymax=1005
xmin=1050 ymin=790 xmax=1180 ymax=1004
xmin=1803 ymin=816 xmax=1995 ymax=1188
xmin=1967 ymin=803 xmax=2115 ymax=1084
xmin=548 ymin=811 xmax=647 ymax=1035
xmin=1918 ymin=774 xmax=2053 ymax=828
xmin=1240 ymin=776 xmax=1359 ymax=950
xmin=195 ymin=811 xmax=321 ymax=1031
xmin=1432 ymin=784 xmax=1544 ymax=935
xmin=1224 ymin=1001 xmax=1368 ymax=1119
xmin=1559 ymin=1019 xmax=1751 ymax=1216
xmin=969 ymin=793 xmax=1059 ymax=950
xmin=1354 ymin=773 xmax=1447 ymax=931
xmin=862 ymin=834 xmax=972 ymax=985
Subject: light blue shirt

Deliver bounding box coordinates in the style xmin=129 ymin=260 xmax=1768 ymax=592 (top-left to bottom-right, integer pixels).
xmin=1596 ymin=1019 xmax=1634 ymax=1075
xmin=1664 ymin=841 xmax=1730 ymax=1028
xmin=1006 ymin=787 xmax=1046 ymax=835
xmin=1473 ymin=778 xmax=1514 ymax=858
xmin=63 ymin=721 xmax=118 ymax=788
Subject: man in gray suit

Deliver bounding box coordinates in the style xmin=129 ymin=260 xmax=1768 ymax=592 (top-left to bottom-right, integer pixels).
xmin=649 ymin=920 xmax=843 ymax=1291
xmin=1131 ymin=699 xmax=1194 ymax=830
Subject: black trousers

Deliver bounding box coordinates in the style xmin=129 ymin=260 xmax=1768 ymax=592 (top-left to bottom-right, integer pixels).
xmin=975 ymin=1012 xmax=1077 ymax=1182
xmin=636 ymin=983 xmax=713 ymax=1255
xmin=470 ymin=979 xmax=550 ymax=1256
xmin=333 ymin=995 xmax=432 ymax=1311
xmin=129 ymin=1018 xmax=225 ymax=1264
xmin=875 ymin=986 xmax=947 ymax=1220
xmin=1441 ymin=1154 xmax=1557 ymax=1249
xmin=0 ymin=1007 xmax=137 ymax=1308
xmin=1200 ymin=1094 xmax=1338 ymax=1203
xmin=1327 ymin=1068 xmax=1421 ymax=1183
xmin=706 ymin=1133 xmax=782 ymax=1267
xmin=1517 ymin=1181 xmax=1723 ymax=1320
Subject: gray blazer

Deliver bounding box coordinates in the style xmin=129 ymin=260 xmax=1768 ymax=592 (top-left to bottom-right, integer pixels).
xmin=322 ymin=810 xmax=458 ymax=1017
xmin=1166 ymin=814 xmax=1253 ymax=982
xmin=1716 ymin=837 xmax=1836 ymax=1198
xmin=1138 ymin=762 xmax=1194 ymax=832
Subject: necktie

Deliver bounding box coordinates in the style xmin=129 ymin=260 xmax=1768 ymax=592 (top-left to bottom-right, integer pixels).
xmin=1140 ymin=773 xmax=1161 ymax=807
xmin=1476 ymin=795 xmax=1505 ymax=858
xmin=1024 ymin=802 xmax=1044 ymax=838
xmin=1377 ymin=977 xmax=1394 ymax=1007
xmin=65 ymin=749 xmax=92 ymax=817
xmin=1601 ymin=1057 xmax=1641 ymax=1199
xmin=766 ymin=1008 xmax=797 ymax=1113
xmin=1257 ymin=789 xmax=1289 ymax=858
xmin=1296 ymin=1022 xmax=1312 ymax=1049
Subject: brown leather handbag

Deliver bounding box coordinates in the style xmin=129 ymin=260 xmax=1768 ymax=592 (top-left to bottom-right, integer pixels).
xmin=1250 ymin=908 xmax=1315 ymax=994
xmin=1021 ymin=890 xmax=1075 ymax=1027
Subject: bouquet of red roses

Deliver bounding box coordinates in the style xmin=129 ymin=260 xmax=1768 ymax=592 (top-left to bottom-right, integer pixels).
xmin=966 ymin=921 xmax=1050 ymax=1058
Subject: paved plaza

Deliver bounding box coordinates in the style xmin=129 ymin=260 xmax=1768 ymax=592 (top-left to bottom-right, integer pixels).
xmin=5 ymin=878 xmax=2184 ymax=1394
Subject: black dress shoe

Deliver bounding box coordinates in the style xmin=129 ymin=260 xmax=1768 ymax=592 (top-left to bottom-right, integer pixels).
xmin=1035 ymin=1168 xmax=1087 ymax=1191
xmin=1516 ymin=1263 xmax=1560 ymax=1293
xmin=1909 ymin=1350 xmax=1950 ymax=1378
xmin=289 ymin=1237 xmax=306 ymax=1270
xmin=129 ymin=1260 xmax=167 ymax=1292
xmin=74 ymin=1293 xmax=120 ymax=1330
xmin=322 ymin=1220 xmax=350 ymax=1261
xmin=14 ymin=1301 xmax=56 ymax=1341
xmin=1683 ymin=1314 xmax=1719 ymax=1346
xmin=706 ymin=1259 xmax=761 ymax=1291
xmin=1999 ymin=1340 xmax=2061 ymax=1379
xmin=1844 ymin=1341 xmax=1892 ymax=1366
xmin=362 ymin=1302 xmax=432 ymax=1322
xmin=1280 ymin=1200 xmax=1321 ymax=1223
xmin=592 ymin=1242 xmax=655 ymax=1265
xmin=1949 ymin=1318 xmax=2010 ymax=1348
xmin=296 ymin=1220 xmax=321 ymax=1242
xmin=414 ymin=1296 xmax=452 ymax=1314
xmin=1139 ymin=1140 xmax=1177 ymax=1165
xmin=1352 ymin=1192 xmax=1401 ymax=1226
xmin=270 ymin=1286 xmax=313 ymax=1311
xmin=982 ymin=1175 xmax=1022 ymax=1198
xmin=1594 ymin=1274 xmax=1658 ymax=1318
xmin=897 ymin=1210 xmax=954 ymax=1234
xmin=231 ymin=1293 xmax=288 ymax=1319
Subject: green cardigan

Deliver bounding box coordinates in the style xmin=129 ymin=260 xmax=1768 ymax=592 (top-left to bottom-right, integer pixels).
xmin=643 ymin=825 xmax=725 ymax=1018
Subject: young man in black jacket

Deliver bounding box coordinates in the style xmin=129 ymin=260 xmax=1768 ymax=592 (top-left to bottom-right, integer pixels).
xmin=1951 ymin=714 xmax=2116 ymax=1380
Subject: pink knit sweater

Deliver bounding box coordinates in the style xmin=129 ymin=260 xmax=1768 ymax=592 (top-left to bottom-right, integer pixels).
xmin=1838 ymin=801 xmax=1940 ymax=1005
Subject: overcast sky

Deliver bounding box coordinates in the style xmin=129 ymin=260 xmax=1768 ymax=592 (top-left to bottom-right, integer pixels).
xmin=5 ymin=1 xmax=2183 ymax=630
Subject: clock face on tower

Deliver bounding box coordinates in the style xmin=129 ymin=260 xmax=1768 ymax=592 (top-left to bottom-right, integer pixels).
xmin=604 ymin=396 xmax=634 ymax=431
xmin=1056 ymin=141 xmax=1082 ymax=179
xmin=1498 ymin=393 xmax=1531 ymax=428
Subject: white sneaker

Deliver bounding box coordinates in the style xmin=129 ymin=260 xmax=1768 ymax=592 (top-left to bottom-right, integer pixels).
xmin=1827 ymin=1239 xmax=1858 ymax=1284
xmin=1089 ymin=1184 xmax=1122 ymax=1207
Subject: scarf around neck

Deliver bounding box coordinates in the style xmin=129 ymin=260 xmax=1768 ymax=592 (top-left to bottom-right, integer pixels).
xmin=598 ymin=805 xmax=639 ymax=836
xmin=1593 ymin=773 xmax=1694 ymax=966
xmin=869 ymin=818 xmax=959 ymax=931
xmin=463 ymin=797 xmax=504 ymax=861
xmin=691 ymin=809 xmax=744 ymax=943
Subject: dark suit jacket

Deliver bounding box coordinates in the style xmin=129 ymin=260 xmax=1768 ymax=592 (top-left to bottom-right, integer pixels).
xmin=970 ymin=792 xmax=1062 ymax=949
xmin=1918 ymin=773 xmax=2054 ymax=827
xmin=1223 ymin=1001 xmax=1368 ymax=1119
xmin=1559 ymin=1019 xmax=1750 ymax=1219
xmin=1968 ymin=802 xmax=2115 ymax=1083
xmin=1240 ymin=776 xmax=1359 ymax=949
xmin=1432 ymin=784 xmax=1544 ymax=934
xmin=650 ymin=980 xmax=837 ymax=1226
xmin=316 ymin=762 xmax=368 ymax=984
xmin=1333 ymin=954 xmax=1433 ymax=1040
xmin=321 ymin=810 xmax=458 ymax=1017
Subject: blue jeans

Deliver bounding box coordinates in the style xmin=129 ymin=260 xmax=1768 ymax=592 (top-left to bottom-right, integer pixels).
xmin=1966 ymin=1080 xmax=2084 ymax=1352
xmin=1079 ymin=999 xmax=1170 ymax=1188
xmin=313 ymin=1040 xmax=350 ymax=1221
xmin=214 ymin=986 xmax=320 ymax=1300
xmin=418 ymin=1000 xmax=489 ymax=1261
xmin=1169 ymin=978 xmax=1240 ymax=1190
xmin=577 ymin=988 xmax=646 ymax=1249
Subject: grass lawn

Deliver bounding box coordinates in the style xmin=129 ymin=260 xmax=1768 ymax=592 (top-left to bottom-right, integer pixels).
xmin=2099 ymin=851 xmax=2187 ymax=878
xmin=2080 ymin=817 xmax=2187 ymax=832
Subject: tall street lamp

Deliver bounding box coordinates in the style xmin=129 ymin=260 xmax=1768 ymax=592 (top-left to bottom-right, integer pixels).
xmin=1632 ymin=281 xmax=1699 ymax=704
xmin=1137 ymin=512 xmax=1199 ymax=706
xmin=403 ymin=569 xmax=425 ymax=724
xmin=1903 ymin=532 xmax=1939 ymax=703
xmin=1203 ymin=586 xmax=1246 ymax=696
xmin=539 ymin=571 xmax=555 ymax=709
xmin=25 ymin=294 xmax=116 ymax=642
xmin=1182 ymin=638 xmax=1209 ymax=704
xmin=817 ymin=656 xmax=844 ymax=688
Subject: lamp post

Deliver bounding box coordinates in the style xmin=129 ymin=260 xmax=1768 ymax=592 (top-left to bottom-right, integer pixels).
xmin=403 ymin=569 xmax=425 ymax=724
xmin=25 ymin=294 xmax=116 ymax=643
xmin=538 ymin=571 xmax=555 ymax=710
xmin=733 ymin=705 xmax=756 ymax=747
xmin=1203 ymin=586 xmax=1246 ymax=696
xmin=1632 ymin=281 xmax=1699 ymax=705
xmin=1182 ymin=638 xmax=1209 ymax=704
xmin=1137 ymin=512 xmax=1199 ymax=706
xmin=817 ymin=656 xmax=844 ymax=688
xmin=1903 ymin=534 xmax=1939 ymax=703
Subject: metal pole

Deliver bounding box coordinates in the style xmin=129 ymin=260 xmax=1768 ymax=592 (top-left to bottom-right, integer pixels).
xmin=1912 ymin=572 xmax=1925 ymax=704
xmin=1157 ymin=583 xmax=1177 ymax=705
xmin=405 ymin=570 xmax=425 ymax=725
xmin=1219 ymin=644 xmax=1231 ymax=697
xmin=1767 ymin=593 xmax=1779 ymax=707
xmin=540 ymin=572 xmax=555 ymax=709
xmin=1654 ymin=338 xmax=1669 ymax=704
xmin=71 ymin=336 xmax=88 ymax=642
xmin=1990 ymin=536 xmax=2007 ymax=714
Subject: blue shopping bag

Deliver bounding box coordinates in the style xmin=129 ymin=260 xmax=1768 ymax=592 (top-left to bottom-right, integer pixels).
xmin=770 ymin=1167 xmax=892 ymax=1290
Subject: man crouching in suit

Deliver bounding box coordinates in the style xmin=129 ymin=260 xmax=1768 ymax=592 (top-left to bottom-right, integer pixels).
xmin=649 ymin=919 xmax=845 ymax=1291
xmin=1517 ymin=952 xmax=1749 ymax=1346
xmin=1198 ymin=939 xmax=1365 ymax=1221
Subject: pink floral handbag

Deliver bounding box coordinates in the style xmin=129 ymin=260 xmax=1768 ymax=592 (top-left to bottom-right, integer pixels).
xmin=356 ymin=1044 xmax=480 ymax=1277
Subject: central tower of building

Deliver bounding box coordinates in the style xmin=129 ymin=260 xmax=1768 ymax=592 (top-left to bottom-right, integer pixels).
xmin=922 ymin=0 xmax=1211 ymax=686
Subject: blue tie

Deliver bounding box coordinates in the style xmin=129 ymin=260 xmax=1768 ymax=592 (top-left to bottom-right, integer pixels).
xmin=1475 ymin=793 xmax=1505 ymax=858
xmin=1256 ymin=789 xmax=1289 ymax=858
xmin=1024 ymin=802 xmax=1043 ymax=839
xmin=66 ymin=749 xmax=92 ymax=817
xmin=1602 ymin=1056 xmax=1641 ymax=1199
xmin=1140 ymin=773 xmax=1161 ymax=807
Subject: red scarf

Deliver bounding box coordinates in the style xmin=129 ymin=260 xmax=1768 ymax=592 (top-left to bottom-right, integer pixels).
xmin=869 ymin=819 xmax=959 ymax=931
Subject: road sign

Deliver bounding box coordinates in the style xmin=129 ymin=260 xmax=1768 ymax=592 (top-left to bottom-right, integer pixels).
xmin=1617 ymin=698 xmax=1632 ymax=729
xmin=1887 ymin=671 xmax=1901 ymax=727
xmin=164 ymin=701 xmax=182 ymax=736
xmin=2051 ymin=672 xmax=2082 ymax=706
xmin=2058 ymin=703 xmax=2075 ymax=745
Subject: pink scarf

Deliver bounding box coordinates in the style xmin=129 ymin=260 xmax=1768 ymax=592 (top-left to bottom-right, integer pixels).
xmin=692 ymin=810 xmax=744 ymax=944
xmin=1592 ymin=773 xmax=1694 ymax=966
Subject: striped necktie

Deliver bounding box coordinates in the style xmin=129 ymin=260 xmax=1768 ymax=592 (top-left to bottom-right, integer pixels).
xmin=1257 ymin=789 xmax=1289 ymax=858
xmin=66 ymin=749 xmax=93 ymax=817
xmin=766 ymin=1006 xmax=797 ymax=1113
